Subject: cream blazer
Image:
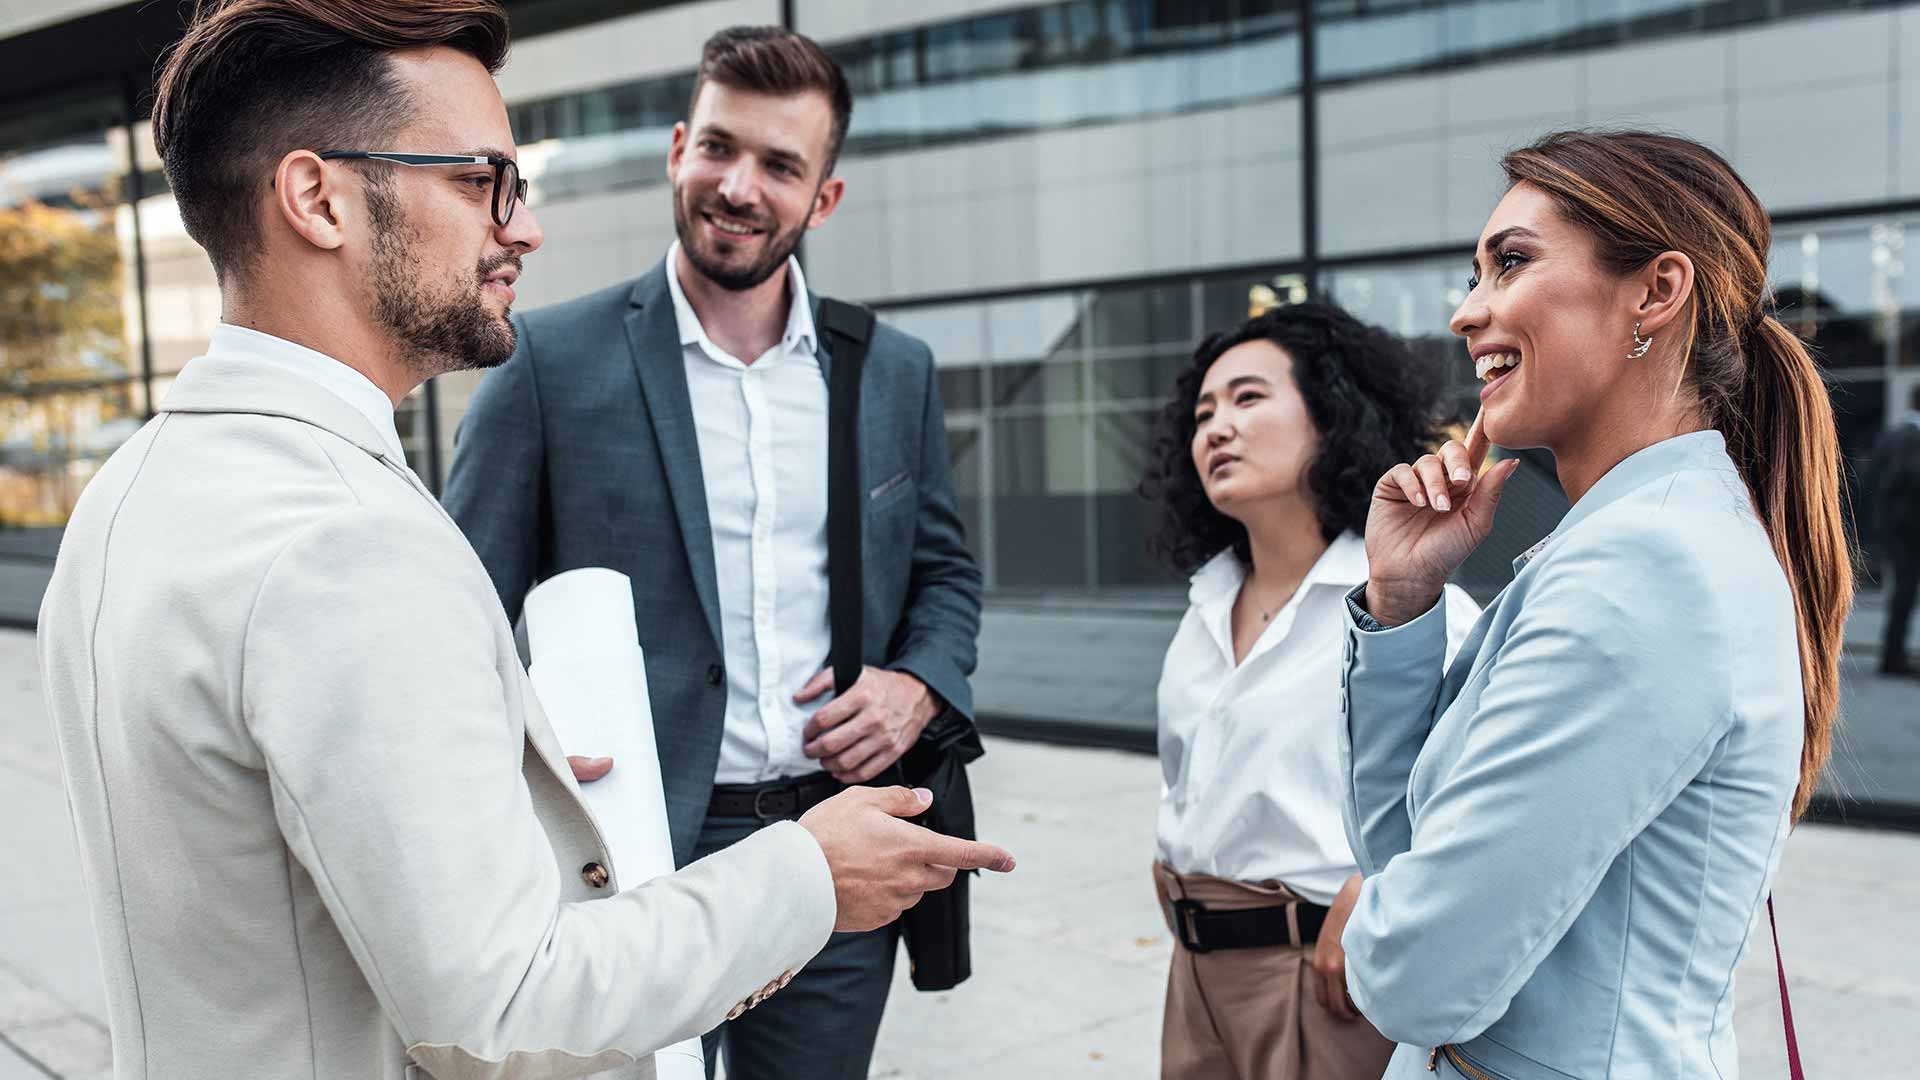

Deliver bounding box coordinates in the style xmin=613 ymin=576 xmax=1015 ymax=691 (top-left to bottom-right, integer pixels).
xmin=37 ymin=355 xmax=836 ymax=1080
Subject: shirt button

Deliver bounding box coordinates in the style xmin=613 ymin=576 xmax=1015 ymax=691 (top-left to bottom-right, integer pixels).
xmin=707 ymin=664 xmax=724 ymax=686
xmin=581 ymin=862 xmax=610 ymax=889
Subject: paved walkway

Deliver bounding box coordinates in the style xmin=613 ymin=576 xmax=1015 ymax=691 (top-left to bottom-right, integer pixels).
xmin=3 ymin=627 xmax=1918 ymax=1078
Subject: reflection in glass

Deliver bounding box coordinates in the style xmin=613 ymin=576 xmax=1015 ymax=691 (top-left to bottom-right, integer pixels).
xmin=1323 ymin=258 xmax=1477 ymax=423
xmin=1310 ymin=0 xmax=1838 ymax=85
xmin=835 ymin=0 xmax=1300 ymax=156
xmin=0 ymin=94 xmax=141 ymax=530
xmin=489 ymin=1 xmax=1304 ymax=205
xmin=992 ymin=412 xmax=1090 ymax=588
xmin=1093 ymin=407 xmax=1170 ymax=587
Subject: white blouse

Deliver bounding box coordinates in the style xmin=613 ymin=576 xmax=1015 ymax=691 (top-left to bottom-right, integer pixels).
xmin=1155 ymin=531 xmax=1479 ymax=904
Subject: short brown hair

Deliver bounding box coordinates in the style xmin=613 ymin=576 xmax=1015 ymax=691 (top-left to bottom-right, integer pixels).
xmin=690 ymin=26 xmax=853 ymax=176
xmin=152 ymin=0 xmax=511 ymax=282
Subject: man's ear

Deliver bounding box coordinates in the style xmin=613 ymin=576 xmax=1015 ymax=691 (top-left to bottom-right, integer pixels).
xmin=271 ymin=150 xmax=350 ymax=253
xmin=667 ymin=121 xmax=689 ymax=186
xmin=807 ymin=174 xmax=845 ymax=230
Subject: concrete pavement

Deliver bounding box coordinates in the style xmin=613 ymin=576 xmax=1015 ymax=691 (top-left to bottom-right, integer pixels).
xmin=3 ymin=626 xmax=1919 ymax=1078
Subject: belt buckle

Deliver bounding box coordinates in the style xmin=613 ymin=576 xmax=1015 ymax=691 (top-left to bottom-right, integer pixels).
xmin=1171 ymin=897 xmax=1210 ymax=954
xmin=750 ymin=786 xmax=786 ymax=820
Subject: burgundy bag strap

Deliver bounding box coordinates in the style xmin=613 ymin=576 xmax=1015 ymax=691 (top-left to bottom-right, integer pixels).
xmin=1767 ymin=894 xmax=1805 ymax=1079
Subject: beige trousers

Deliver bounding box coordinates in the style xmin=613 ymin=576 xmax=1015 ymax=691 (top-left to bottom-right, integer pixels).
xmin=1153 ymin=862 xmax=1395 ymax=1080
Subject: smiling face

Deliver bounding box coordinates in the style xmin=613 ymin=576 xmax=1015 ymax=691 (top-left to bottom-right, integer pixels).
xmin=1448 ymin=183 xmax=1644 ymax=451
xmin=667 ymin=81 xmax=843 ymax=291
xmin=356 ymin=46 xmax=543 ymax=376
xmin=1189 ymin=339 xmax=1320 ymax=519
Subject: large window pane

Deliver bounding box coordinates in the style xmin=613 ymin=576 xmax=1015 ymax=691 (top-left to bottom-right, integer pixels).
xmin=992 ymin=412 xmax=1090 ymax=588
xmin=1090 ymin=282 xmax=1193 ymax=352
xmin=1092 ymin=406 xmax=1173 ymax=587
xmin=833 ymin=0 xmax=1300 ymax=157
xmin=1324 ymin=258 xmax=1477 ymax=423
xmin=0 ymin=382 xmax=140 ymax=528
xmin=0 ymin=90 xmax=142 ymax=532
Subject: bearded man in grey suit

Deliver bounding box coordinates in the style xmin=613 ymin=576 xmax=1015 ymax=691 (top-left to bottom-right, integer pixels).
xmin=36 ymin=4 xmax=1012 ymax=1079
xmin=444 ymin=27 xmax=986 ymax=1080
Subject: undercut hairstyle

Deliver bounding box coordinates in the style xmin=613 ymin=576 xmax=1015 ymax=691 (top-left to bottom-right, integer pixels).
xmin=1140 ymin=302 xmax=1448 ymax=575
xmin=151 ymin=0 xmax=511 ymax=283
xmin=690 ymin=26 xmax=853 ymax=176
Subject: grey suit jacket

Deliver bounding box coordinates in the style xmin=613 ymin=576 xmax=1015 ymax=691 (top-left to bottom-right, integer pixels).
xmin=37 ymin=355 xmax=836 ymax=1080
xmin=444 ymin=261 xmax=983 ymax=863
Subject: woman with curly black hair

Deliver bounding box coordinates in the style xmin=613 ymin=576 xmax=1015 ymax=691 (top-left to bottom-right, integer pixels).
xmin=1140 ymin=302 xmax=1479 ymax=1080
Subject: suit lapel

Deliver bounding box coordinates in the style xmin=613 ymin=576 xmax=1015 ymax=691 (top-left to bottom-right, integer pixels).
xmin=622 ymin=264 xmax=724 ymax=652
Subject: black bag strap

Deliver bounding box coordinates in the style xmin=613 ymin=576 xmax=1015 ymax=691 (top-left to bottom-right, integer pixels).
xmin=819 ymin=298 xmax=876 ymax=696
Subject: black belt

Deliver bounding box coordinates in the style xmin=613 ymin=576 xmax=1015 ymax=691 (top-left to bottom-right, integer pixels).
xmin=708 ymin=773 xmax=843 ymax=820
xmin=1170 ymin=896 xmax=1330 ymax=953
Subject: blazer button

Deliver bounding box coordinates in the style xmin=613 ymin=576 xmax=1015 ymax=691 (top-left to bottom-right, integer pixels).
xmin=707 ymin=664 xmax=724 ymax=687
xmin=581 ymin=862 xmax=609 ymax=889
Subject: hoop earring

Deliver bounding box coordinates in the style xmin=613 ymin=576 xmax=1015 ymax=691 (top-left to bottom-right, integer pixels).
xmin=1627 ymin=321 xmax=1653 ymax=359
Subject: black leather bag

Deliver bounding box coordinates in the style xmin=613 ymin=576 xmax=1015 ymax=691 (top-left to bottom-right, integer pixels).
xmin=818 ymin=297 xmax=978 ymax=992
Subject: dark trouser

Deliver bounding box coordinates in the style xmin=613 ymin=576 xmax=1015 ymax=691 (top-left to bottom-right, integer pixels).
xmin=694 ymin=806 xmax=899 ymax=1080
xmin=1886 ymin=543 xmax=1919 ymax=669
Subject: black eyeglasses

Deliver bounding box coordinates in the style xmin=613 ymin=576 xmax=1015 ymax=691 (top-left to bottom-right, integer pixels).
xmin=317 ymin=151 xmax=527 ymax=228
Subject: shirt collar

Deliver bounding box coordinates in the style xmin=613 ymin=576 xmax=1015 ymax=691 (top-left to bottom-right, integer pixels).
xmin=664 ymin=240 xmax=817 ymax=360
xmin=1513 ymin=429 xmax=1736 ymax=573
xmin=1187 ymin=530 xmax=1368 ymax=608
xmin=204 ymin=323 xmax=406 ymax=463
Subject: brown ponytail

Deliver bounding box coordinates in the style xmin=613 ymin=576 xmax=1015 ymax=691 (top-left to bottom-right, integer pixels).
xmin=1503 ymin=131 xmax=1853 ymax=820
xmin=1732 ymin=315 xmax=1852 ymax=819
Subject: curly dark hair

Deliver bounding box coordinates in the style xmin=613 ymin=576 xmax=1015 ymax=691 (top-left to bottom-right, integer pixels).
xmin=1139 ymin=300 xmax=1448 ymax=576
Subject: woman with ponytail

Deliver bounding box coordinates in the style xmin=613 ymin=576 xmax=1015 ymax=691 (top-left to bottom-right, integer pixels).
xmin=1335 ymin=129 xmax=1851 ymax=1078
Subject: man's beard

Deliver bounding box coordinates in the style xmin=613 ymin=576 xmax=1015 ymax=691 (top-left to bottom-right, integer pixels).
xmin=672 ymin=185 xmax=808 ymax=292
xmin=366 ymin=182 xmax=519 ymax=379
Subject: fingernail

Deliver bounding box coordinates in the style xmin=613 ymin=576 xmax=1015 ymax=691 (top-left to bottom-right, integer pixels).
xmin=1412 ymin=492 xmax=1426 ymax=507
xmin=913 ymin=787 xmax=933 ymax=805
xmin=1453 ymin=468 xmax=1472 ymax=482
xmin=592 ymin=756 xmax=612 ymax=767
xmin=1434 ymin=495 xmax=1451 ymax=511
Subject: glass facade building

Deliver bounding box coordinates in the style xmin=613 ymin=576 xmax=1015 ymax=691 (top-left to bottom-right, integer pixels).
xmin=3 ymin=0 xmax=1919 ymax=817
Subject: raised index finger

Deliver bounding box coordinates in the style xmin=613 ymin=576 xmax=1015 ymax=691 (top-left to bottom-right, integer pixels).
xmin=1462 ymin=407 xmax=1491 ymax=473
xmin=920 ymin=833 xmax=1016 ymax=873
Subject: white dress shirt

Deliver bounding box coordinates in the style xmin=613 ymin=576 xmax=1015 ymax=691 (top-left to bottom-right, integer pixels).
xmin=202 ymin=323 xmax=407 ymax=463
xmin=666 ymin=243 xmax=836 ymax=785
xmin=1155 ymin=531 xmax=1480 ymax=904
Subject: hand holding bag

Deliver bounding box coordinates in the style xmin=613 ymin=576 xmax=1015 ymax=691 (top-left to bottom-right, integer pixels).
xmin=819 ymin=297 xmax=979 ymax=992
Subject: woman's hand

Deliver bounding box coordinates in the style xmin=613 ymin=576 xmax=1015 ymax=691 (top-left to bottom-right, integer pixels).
xmin=1312 ymin=873 xmax=1365 ymax=1021
xmin=1363 ymin=410 xmax=1519 ymax=626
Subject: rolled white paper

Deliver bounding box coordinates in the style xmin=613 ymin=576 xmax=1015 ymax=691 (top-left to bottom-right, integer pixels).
xmin=525 ymin=568 xmax=704 ymax=1080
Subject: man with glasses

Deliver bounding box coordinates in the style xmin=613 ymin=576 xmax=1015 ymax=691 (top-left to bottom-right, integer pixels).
xmin=445 ymin=26 xmax=986 ymax=1080
xmin=36 ymin=3 xmax=1011 ymax=1078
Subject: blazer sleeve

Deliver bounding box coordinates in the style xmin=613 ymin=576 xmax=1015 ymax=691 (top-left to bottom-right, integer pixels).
xmin=241 ymin=506 xmax=836 ymax=1080
xmin=443 ymin=315 xmax=547 ymax=625
xmin=1337 ymin=585 xmax=1454 ymax=878
xmin=884 ymin=341 xmax=984 ymax=724
xmin=1338 ymin=522 xmax=1740 ymax=1048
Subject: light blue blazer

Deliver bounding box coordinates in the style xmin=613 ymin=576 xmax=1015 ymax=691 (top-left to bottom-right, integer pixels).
xmin=1338 ymin=431 xmax=1804 ymax=1079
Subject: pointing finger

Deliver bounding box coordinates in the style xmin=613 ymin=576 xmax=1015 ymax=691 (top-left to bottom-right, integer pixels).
xmin=919 ymin=833 xmax=1016 ymax=873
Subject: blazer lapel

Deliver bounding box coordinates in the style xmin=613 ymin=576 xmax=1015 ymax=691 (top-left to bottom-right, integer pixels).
xmin=622 ymin=263 xmax=724 ymax=651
